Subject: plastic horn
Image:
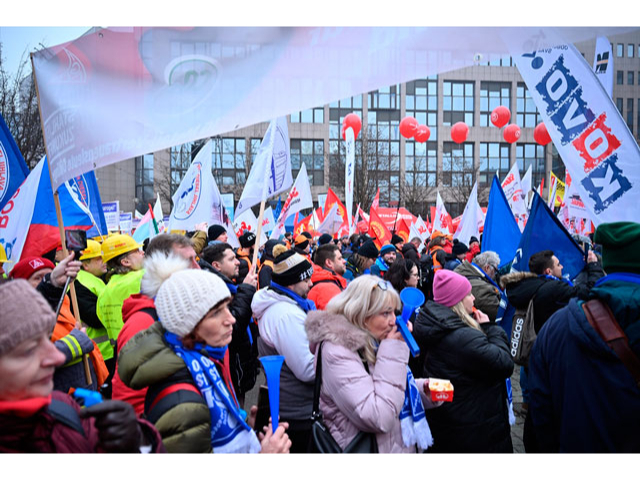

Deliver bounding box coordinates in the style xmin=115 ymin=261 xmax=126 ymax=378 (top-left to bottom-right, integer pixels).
xmin=259 ymin=355 xmax=285 ymax=433
xmin=73 ymin=388 xmax=103 ymax=407
xmin=398 ymin=287 xmax=424 ymax=357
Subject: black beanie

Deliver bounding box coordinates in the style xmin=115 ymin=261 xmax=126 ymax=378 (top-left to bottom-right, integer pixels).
xmin=239 ymin=231 xmax=256 ymax=248
xmin=357 ymin=239 xmax=379 ymax=259
xmin=391 ymin=234 xmax=404 ymax=245
xmin=318 ymin=233 xmax=333 ymax=246
xmin=272 ymin=248 xmax=314 ymax=286
xmin=452 ymin=239 xmax=469 ymax=256
xmin=208 ymin=224 xmax=227 ymax=242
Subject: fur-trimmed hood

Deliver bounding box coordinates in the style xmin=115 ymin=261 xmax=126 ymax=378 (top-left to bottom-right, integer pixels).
xmin=140 ymin=252 xmax=191 ymax=297
xmin=499 ymin=271 xmax=537 ymax=290
xmin=305 ymin=310 xmax=371 ymax=353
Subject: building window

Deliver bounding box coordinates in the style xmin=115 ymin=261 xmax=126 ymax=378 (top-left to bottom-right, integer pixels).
xmin=617 ymin=44 xmax=624 ymax=57
xmin=516 ymin=83 xmax=541 ymax=128
xmin=628 ymin=44 xmax=635 ymax=58
xmin=480 ymin=82 xmax=511 ymax=127
xmin=478 ymin=54 xmax=513 ymax=67
xmin=368 ymin=85 xmax=400 ymax=110
xmin=291 ymin=139 xmax=324 ymax=186
xmin=366 ymin=107 xmax=401 ymax=204
xmin=516 ymin=144 xmax=546 ymax=192
xmin=406 ymin=78 xmax=438 ymax=140
xmin=212 ymin=137 xmax=246 ymax=186
xmin=627 ymin=98 xmax=634 ymax=132
xmin=135 ymin=153 xmax=154 ymax=213
xmin=170 ymin=143 xmax=193 ymax=198
xmin=617 ymin=70 xmax=623 ymax=85
xmin=479 ymin=143 xmax=510 ymax=188
xmin=617 ymin=98 xmax=624 ymax=114
xmin=629 ymin=71 xmax=635 ymax=85
xmin=443 ymin=81 xmax=474 ymax=126
xmin=404 ymin=140 xmax=437 ymax=217
xmin=291 ymin=107 xmax=324 ymax=123
xmin=442 ymin=142 xmax=474 ymax=188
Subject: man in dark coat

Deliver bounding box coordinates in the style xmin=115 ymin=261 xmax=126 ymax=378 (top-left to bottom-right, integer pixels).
xmin=402 ymin=237 xmax=422 ymax=264
xmin=454 ymin=251 xmax=502 ymax=322
xmin=528 ymin=222 xmax=640 ymax=452
xmin=200 ymin=242 xmax=259 ymax=405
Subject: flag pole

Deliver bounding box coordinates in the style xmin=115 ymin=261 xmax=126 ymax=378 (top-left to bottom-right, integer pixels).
xmin=252 ymin=124 xmax=277 ymax=271
xmin=31 ymin=53 xmax=92 ymax=385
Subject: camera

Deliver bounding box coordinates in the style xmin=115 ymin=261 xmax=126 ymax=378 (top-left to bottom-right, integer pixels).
xmin=65 ymin=229 xmax=88 ymax=255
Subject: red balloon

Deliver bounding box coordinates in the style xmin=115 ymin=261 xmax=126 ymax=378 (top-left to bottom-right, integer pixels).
xmin=490 ymin=106 xmax=511 ymax=128
xmin=341 ymin=124 xmax=347 ymax=141
xmin=414 ymin=125 xmax=430 ymax=143
xmin=343 ymin=113 xmax=361 ymax=139
xmin=399 ymin=116 xmax=419 ymax=139
xmin=534 ymin=122 xmax=552 ymax=146
xmin=450 ymin=122 xmax=469 ymax=144
xmin=503 ymin=124 xmax=521 ymax=144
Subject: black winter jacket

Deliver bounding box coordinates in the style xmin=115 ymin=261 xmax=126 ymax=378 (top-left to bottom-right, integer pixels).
xmin=198 ymin=259 xmax=260 ymax=396
xmin=413 ymin=301 xmax=514 ymax=453
xmin=501 ymin=262 xmax=604 ymax=334
xmin=402 ymin=242 xmax=420 ymax=264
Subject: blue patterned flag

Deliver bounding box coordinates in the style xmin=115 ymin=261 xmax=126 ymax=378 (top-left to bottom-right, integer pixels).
xmin=0 ymin=113 xmax=30 ymax=211
xmin=482 ymin=175 xmax=521 ymax=268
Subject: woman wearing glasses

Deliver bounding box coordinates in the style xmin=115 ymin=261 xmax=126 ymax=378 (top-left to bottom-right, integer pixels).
xmin=385 ymin=258 xmax=421 ymax=294
xmin=413 ymin=269 xmax=514 ymax=453
xmin=305 ymin=275 xmax=441 ymax=453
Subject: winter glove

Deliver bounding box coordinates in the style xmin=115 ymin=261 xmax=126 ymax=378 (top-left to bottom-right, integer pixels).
xmin=54 ymin=329 xmax=95 ymax=365
xmin=80 ymin=400 xmax=144 ymax=453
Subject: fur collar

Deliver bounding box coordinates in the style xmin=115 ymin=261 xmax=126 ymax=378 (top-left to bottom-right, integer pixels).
xmin=305 ymin=311 xmax=371 ymax=353
xmin=499 ymin=271 xmax=538 ymax=290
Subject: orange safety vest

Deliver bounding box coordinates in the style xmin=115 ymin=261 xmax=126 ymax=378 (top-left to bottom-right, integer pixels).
xmin=430 ymin=245 xmax=445 ymax=271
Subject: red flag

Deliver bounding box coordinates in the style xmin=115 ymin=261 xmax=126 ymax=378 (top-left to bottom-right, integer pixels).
xmin=394 ymin=217 xmax=411 ymax=242
xmin=371 ymin=188 xmax=380 ymax=210
xmin=294 ymin=213 xmax=312 ymax=237
xmin=368 ymin=207 xmax=392 ymax=249
xmin=323 ymin=188 xmax=348 ymax=226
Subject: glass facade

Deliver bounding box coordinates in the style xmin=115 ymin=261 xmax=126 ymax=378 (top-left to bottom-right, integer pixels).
xmin=480 ymin=82 xmax=511 ymax=127
xmin=291 ymin=107 xmax=324 ymax=123
xmin=516 ymin=144 xmax=546 ymax=191
xmin=212 ymin=137 xmax=246 ymax=186
xmin=443 ymin=81 xmax=474 ymax=126
xmin=291 ymin=139 xmax=324 ymax=186
xmin=135 ymin=153 xmax=154 ymax=213
xmin=516 ymin=83 xmax=541 ymax=128
xmin=479 ymin=143 xmax=510 ymax=187
xmin=170 ymin=143 xmax=193 ymax=198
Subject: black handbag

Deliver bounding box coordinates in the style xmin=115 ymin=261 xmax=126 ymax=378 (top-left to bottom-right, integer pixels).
xmin=307 ymin=341 xmax=379 ymax=453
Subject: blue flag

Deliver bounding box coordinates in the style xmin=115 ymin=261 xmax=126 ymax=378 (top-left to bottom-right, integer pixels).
xmin=0 ymin=113 xmax=30 ymax=211
xmin=510 ymin=192 xmax=586 ymax=281
xmin=274 ymin=196 xmax=282 ymax=223
xmin=482 ymin=175 xmax=521 ymax=268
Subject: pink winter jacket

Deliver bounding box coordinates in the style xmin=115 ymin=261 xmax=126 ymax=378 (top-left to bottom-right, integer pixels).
xmin=305 ymin=311 xmax=431 ymax=453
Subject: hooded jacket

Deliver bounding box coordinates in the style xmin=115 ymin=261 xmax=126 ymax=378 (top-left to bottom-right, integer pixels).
xmin=305 ymin=311 xmax=429 ymax=453
xmin=402 ymin=242 xmax=421 ymax=264
xmin=251 ymin=287 xmax=315 ymax=421
xmin=308 ymin=264 xmax=347 ymax=311
xmin=528 ymin=280 xmax=640 ymax=452
xmin=112 ymin=293 xmax=157 ymax=415
xmin=500 ymin=261 xmax=604 ymax=334
xmin=454 ymin=261 xmax=502 ymax=322
xmin=413 ymin=301 xmax=514 ymax=453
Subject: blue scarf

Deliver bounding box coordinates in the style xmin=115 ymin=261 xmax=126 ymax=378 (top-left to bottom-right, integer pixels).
xmin=163 ymin=331 xmax=261 ymax=453
xmin=540 ymin=273 xmax=574 ymax=287
xmin=375 ymin=257 xmax=389 ymax=272
xmin=270 ymin=281 xmax=317 ymax=313
xmin=399 ymin=366 xmax=434 ymax=450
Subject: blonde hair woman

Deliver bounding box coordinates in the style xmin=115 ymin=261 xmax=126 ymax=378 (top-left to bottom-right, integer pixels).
xmin=305 ymin=275 xmax=441 ymax=453
xmin=412 ymin=269 xmax=514 ymax=453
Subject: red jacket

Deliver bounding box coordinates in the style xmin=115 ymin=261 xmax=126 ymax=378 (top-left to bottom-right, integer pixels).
xmin=112 ymin=294 xmax=157 ymax=416
xmin=0 ymin=391 xmax=164 ymax=453
xmin=466 ymin=243 xmax=481 ymax=263
xmin=308 ymin=264 xmax=347 ymax=311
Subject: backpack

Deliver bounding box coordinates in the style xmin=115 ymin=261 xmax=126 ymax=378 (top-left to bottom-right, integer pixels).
xmin=418 ymin=254 xmax=435 ymax=300
xmin=509 ymin=296 xmax=537 ymax=367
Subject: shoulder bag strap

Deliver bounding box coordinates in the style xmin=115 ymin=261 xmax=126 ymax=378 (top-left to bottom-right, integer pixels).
xmin=582 ymin=299 xmax=640 ymax=388
xmin=311 ymin=341 xmax=324 ymax=420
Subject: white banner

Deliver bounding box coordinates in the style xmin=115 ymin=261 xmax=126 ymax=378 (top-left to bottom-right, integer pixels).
xmin=414 ymin=215 xmax=431 ymax=241
xmin=593 ymin=36 xmax=613 ymax=98
xmin=30 ymin=27 xmax=623 ymax=189
xmin=233 ymin=208 xmax=267 ymax=246
xmin=317 ymin=194 xmax=327 ymax=215
xmin=454 ymin=182 xmax=481 ymax=246
xmin=432 ymin=192 xmax=450 ymax=235
xmin=521 ymin=165 xmax=533 ymax=199
xmin=317 ymin=203 xmax=342 ymax=236
xmin=262 ymin=206 xmax=275 ymax=233
xmin=102 ymin=201 xmax=120 ymax=232
xmin=501 ymin=162 xmax=527 ymax=218
xmin=119 ymin=212 xmax=133 ymax=235
xmin=513 ymin=43 xmax=639 ymax=225
xmin=236 ymin=117 xmax=292 ymax=218
xmin=345 ymin=126 xmax=355 ymax=235
xmin=271 ymin=163 xmax=313 ymax=239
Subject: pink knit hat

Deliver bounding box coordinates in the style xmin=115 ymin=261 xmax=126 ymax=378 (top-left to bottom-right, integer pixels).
xmin=433 ymin=269 xmax=472 ymax=307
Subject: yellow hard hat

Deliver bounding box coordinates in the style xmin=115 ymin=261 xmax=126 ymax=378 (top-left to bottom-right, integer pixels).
xmin=101 ymin=234 xmax=142 ymax=263
xmin=80 ymin=240 xmax=103 ymax=261
xmin=0 ymin=243 xmax=10 ymax=264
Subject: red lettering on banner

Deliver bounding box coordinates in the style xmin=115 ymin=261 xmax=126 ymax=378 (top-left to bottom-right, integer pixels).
xmin=503 ymin=173 xmax=514 ymax=186
xmin=572 ymin=113 xmax=621 ymax=173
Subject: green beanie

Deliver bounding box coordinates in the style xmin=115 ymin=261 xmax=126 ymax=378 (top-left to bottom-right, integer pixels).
xmin=594 ymin=222 xmax=640 ymax=274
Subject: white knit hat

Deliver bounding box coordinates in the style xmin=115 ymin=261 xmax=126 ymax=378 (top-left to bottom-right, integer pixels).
xmin=155 ymin=269 xmax=231 ymax=338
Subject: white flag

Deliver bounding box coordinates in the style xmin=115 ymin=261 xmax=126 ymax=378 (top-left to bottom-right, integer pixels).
xmin=271 ymin=163 xmax=313 ymax=239
xmin=453 ymin=182 xmax=480 ymax=246
xmin=521 ymin=165 xmax=533 ymax=199
xmin=593 ymin=36 xmax=614 ymax=98
xmin=316 ymin=203 xmax=342 ymax=236
xmin=168 ymin=141 xmax=215 ymax=232
xmin=236 ymin=117 xmax=292 ymax=218
xmin=345 ymin=126 xmax=355 ymax=235
xmin=233 ymin=208 xmax=267 ymax=246
xmin=153 ymin=193 xmax=165 ymax=235
xmin=262 ymin=206 xmax=276 ymax=234
xmin=513 ymin=42 xmax=639 ymax=225
xmin=548 ymin=173 xmax=558 ymax=210
xmin=432 ymin=192 xmax=450 ymax=235
xmin=501 ymin=162 xmax=527 ymax=218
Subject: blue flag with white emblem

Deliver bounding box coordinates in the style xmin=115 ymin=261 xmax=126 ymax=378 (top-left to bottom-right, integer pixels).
xmin=0 ymin=113 xmax=30 ymax=211
xmin=510 ymin=191 xmax=586 ymax=281
xmin=482 ymin=175 xmax=521 ymax=268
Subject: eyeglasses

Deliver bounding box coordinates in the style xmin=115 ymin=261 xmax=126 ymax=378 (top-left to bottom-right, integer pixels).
xmin=375 ymin=280 xmax=392 ymax=291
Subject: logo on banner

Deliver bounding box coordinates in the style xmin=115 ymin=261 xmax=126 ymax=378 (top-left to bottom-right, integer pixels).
xmin=174 ymin=163 xmax=202 ymax=220
xmin=580 ymin=154 xmax=632 ymax=213
xmin=64 ymin=174 xmax=92 ymax=217
xmin=595 ymin=51 xmax=609 ymax=74
xmin=0 ymin=142 xmax=8 ymax=204
xmin=163 ymin=55 xmax=220 ymax=112
xmin=61 ymin=48 xmax=87 ymax=83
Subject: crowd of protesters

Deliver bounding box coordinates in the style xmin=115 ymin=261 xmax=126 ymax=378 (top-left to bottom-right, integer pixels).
xmin=1 ymin=218 xmax=639 ymax=454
